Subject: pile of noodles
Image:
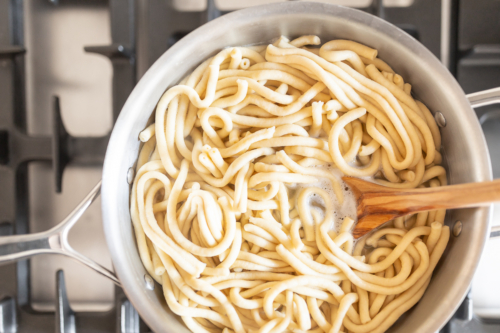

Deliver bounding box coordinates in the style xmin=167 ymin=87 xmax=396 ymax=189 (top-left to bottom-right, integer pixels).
xmin=130 ymin=35 xmax=449 ymax=333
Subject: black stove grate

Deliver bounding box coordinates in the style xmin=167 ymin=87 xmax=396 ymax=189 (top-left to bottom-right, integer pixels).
xmin=0 ymin=0 xmax=139 ymax=332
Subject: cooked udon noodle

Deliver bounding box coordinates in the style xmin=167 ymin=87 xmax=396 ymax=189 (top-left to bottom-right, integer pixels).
xmin=131 ymin=35 xmax=449 ymax=333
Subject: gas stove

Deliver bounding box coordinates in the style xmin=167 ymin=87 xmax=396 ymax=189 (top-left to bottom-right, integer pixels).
xmin=0 ymin=0 xmax=499 ymax=332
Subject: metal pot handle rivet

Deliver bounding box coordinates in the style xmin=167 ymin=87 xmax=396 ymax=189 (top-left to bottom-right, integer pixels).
xmin=453 ymin=221 xmax=463 ymax=237
xmin=127 ymin=167 xmax=135 ymax=185
xmin=435 ymin=112 xmax=447 ymax=128
xmin=144 ymin=274 xmax=155 ymax=290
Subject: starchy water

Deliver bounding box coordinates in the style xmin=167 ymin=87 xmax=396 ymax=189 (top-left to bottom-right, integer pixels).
xmin=291 ymin=165 xmax=357 ymax=234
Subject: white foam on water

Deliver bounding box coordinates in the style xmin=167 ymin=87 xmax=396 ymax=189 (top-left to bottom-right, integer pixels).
xmin=291 ymin=165 xmax=357 ymax=234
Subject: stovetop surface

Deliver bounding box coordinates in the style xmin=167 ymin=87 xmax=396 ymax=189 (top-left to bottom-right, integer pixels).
xmin=0 ymin=0 xmax=499 ymax=332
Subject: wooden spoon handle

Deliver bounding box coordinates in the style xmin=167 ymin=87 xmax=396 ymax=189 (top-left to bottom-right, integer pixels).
xmin=362 ymin=179 xmax=500 ymax=214
xmin=352 ymin=178 xmax=500 ymax=238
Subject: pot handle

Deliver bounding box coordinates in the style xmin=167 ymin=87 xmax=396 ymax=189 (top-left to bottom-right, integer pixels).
xmin=466 ymin=87 xmax=500 ymax=239
xmin=466 ymin=87 xmax=500 ymax=108
xmin=0 ymin=182 xmax=121 ymax=286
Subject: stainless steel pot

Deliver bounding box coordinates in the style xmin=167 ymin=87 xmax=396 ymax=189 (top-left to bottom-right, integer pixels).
xmin=2 ymin=2 xmax=500 ymax=332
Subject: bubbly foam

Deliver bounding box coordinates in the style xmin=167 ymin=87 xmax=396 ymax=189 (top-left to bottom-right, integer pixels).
xmin=292 ymin=165 xmax=357 ymax=234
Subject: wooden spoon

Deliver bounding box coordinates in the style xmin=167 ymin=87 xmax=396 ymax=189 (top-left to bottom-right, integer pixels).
xmin=342 ymin=176 xmax=500 ymax=239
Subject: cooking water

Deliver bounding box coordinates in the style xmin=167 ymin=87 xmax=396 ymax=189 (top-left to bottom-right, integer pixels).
xmin=293 ymin=165 xmax=357 ymax=234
